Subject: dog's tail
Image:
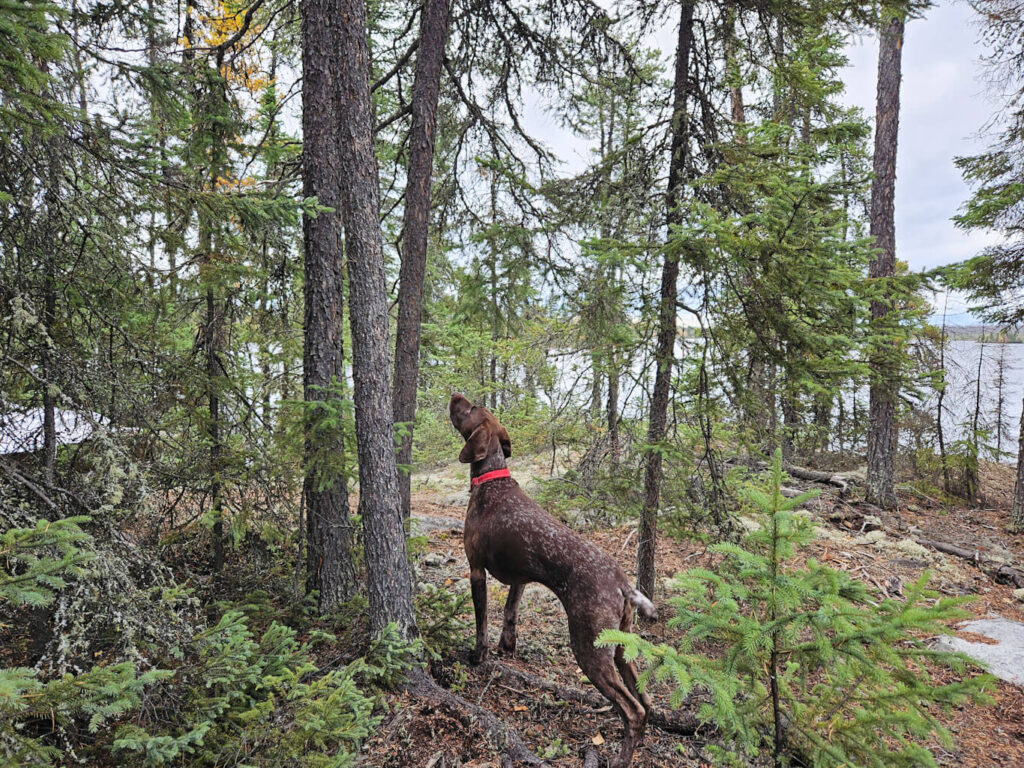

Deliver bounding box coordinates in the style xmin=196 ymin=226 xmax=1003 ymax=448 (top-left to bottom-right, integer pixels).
xmin=623 ymin=586 xmax=657 ymax=620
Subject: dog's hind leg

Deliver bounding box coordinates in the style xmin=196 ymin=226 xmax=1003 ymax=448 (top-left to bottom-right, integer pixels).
xmin=498 ymin=582 xmax=524 ymax=656
xmin=578 ymin=646 xmax=647 ymax=768
xmin=615 ymin=602 xmax=653 ymax=712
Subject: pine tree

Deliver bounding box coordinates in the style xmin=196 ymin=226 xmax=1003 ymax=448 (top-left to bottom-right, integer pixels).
xmin=865 ymin=3 xmax=906 ymax=511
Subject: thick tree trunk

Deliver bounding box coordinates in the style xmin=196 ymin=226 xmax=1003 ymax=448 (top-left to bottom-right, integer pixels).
xmin=301 ymin=0 xmax=358 ymax=609
xmin=638 ymin=0 xmax=694 ymax=601
xmin=866 ymin=11 xmax=903 ymax=511
xmin=335 ymin=0 xmax=417 ymax=637
xmin=393 ymin=0 xmax=450 ymax=521
xmin=1011 ymin=391 xmax=1024 ymax=532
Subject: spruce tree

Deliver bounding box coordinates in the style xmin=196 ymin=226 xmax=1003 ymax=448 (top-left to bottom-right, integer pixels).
xmin=601 ymin=450 xmax=993 ymax=768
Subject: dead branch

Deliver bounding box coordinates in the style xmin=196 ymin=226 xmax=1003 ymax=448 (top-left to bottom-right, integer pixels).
xmin=781 ymin=462 xmax=852 ymax=492
xmin=915 ymin=536 xmax=1024 ymax=588
xmin=748 ymin=460 xmax=859 ymax=493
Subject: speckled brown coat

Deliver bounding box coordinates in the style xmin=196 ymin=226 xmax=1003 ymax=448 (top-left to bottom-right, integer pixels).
xmin=450 ymin=393 xmax=655 ymax=768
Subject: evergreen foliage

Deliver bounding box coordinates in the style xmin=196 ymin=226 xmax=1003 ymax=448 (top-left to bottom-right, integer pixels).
xmin=0 ymin=0 xmax=1012 ymax=764
xmin=111 ymin=611 xmax=391 ymax=768
xmin=598 ymin=451 xmax=994 ymax=767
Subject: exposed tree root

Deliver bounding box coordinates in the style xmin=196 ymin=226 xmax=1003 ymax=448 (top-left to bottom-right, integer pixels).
xmin=479 ymin=660 xmax=702 ymax=736
xmin=581 ymin=747 xmax=600 ymax=768
xmin=915 ymin=536 xmax=1024 ymax=588
xmin=404 ymin=668 xmax=547 ymax=766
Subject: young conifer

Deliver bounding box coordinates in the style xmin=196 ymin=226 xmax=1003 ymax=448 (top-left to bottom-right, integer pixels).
xmin=599 ymin=450 xmax=993 ymax=767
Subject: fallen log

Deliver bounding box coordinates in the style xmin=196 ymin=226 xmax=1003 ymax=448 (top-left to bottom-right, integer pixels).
xmin=405 ymin=668 xmax=547 ymax=766
xmin=749 ymin=459 xmax=860 ymax=493
xmin=479 ymin=660 xmax=701 ymax=736
xmin=915 ymin=537 xmax=1024 ymax=589
xmin=781 ymin=462 xmax=853 ymax=493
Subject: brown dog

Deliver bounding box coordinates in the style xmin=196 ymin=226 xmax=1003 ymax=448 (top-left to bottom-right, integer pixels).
xmin=449 ymin=393 xmax=654 ymax=768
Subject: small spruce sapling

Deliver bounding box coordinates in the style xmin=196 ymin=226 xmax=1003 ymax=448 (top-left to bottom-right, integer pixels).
xmin=599 ymin=450 xmax=993 ymax=767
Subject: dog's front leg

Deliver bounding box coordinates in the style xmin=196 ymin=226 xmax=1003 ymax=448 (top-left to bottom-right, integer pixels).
xmin=470 ymin=566 xmax=489 ymax=664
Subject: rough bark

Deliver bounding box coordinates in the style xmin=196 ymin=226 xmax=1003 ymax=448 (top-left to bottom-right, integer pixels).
xmin=1012 ymin=391 xmax=1024 ymax=532
xmin=638 ymin=0 xmax=694 ymax=601
xmin=393 ymin=0 xmax=450 ymax=521
xmin=335 ymin=0 xmax=417 ymax=637
xmin=866 ymin=10 xmax=904 ymax=511
xmin=301 ymin=0 xmax=358 ymax=609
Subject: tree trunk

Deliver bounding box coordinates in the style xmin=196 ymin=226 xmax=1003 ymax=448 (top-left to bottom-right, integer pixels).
xmin=724 ymin=7 xmax=745 ymax=138
xmin=335 ymin=0 xmax=417 ymax=637
xmin=937 ymin=295 xmax=951 ymax=493
xmin=42 ymin=248 xmax=57 ymax=487
xmin=638 ymin=0 xmax=694 ymax=601
xmin=1011 ymin=390 xmax=1024 ymax=532
xmin=393 ymin=0 xmax=450 ymax=521
xmin=301 ymin=0 xmax=358 ymax=609
xmin=866 ymin=10 xmax=904 ymax=511
xmin=607 ymin=357 xmax=620 ymax=465
xmin=205 ymin=285 xmax=224 ymax=573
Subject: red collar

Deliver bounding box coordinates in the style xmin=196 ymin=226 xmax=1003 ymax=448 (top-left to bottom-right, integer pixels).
xmin=471 ymin=468 xmax=511 ymax=487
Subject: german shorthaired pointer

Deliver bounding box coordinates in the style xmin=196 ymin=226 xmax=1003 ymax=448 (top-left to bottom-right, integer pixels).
xmin=449 ymin=393 xmax=655 ymax=768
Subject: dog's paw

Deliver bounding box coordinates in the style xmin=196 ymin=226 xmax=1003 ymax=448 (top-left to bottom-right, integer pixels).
xmin=497 ymin=633 xmax=517 ymax=656
xmin=470 ymin=646 xmax=489 ymax=665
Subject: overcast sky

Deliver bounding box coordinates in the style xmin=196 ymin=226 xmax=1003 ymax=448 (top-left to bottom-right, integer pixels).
xmin=523 ymin=1 xmax=1004 ymax=320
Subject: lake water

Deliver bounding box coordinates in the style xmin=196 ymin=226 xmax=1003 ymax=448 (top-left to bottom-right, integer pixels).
xmin=547 ymin=339 xmax=1024 ymax=461
xmin=929 ymin=340 xmax=1024 ymax=460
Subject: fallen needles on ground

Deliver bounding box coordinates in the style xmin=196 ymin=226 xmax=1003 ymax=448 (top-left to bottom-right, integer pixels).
xmin=479 ymin=660 xmax=702 ymax=735
xmin=404 ymin=668 xmax=548 ymax=766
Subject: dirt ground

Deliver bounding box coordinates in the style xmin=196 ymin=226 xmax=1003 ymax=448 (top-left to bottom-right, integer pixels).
xmin=361 ymin=459 xmax=1024 ymax=768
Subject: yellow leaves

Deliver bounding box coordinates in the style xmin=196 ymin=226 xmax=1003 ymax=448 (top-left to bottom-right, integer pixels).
xmin=184 ymin=2 xmax=269 ymax=94
xmin=591 ymin=732 xmax=605 ymax=745
xmin=213 ymin=173 xmax=258 ymax=192
xmin=512 ymin=704 xmax=528 ymax=712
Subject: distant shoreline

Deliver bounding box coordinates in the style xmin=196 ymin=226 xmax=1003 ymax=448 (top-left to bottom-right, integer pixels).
xmin=945 ymin=326 xmax=1023 ymax=343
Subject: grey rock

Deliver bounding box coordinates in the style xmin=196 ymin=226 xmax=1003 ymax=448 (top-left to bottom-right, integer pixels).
xmin=411 ymin=515 xmax=463 ymax=533
xmin=933 ymin=618 xmax=1024 ymax=686
xmin=524 ymin=584 xmax=559 ymax=604
xmin=422 ymin=552 xmax=445 ymax=567
xmin=443 ymin=492 xmax=470 ymax=507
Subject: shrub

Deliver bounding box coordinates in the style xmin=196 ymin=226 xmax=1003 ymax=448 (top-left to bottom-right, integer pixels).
xmin=111 ymin=611 xmax=390 ymax=767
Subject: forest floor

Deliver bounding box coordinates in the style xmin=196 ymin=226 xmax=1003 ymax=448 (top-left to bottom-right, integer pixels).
xmin=361 ymin=457 xmax=1024 ymax=768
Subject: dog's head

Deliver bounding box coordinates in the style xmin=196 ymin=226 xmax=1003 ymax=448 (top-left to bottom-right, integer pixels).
xmin=449 ymin=393 xmax=512 ymax=464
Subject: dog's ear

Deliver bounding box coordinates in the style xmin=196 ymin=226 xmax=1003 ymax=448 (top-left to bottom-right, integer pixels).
xmin=459 ymin=424 xmax=490 ymax=463
xmin=497 ymin=424 xmax=512 ymax=458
